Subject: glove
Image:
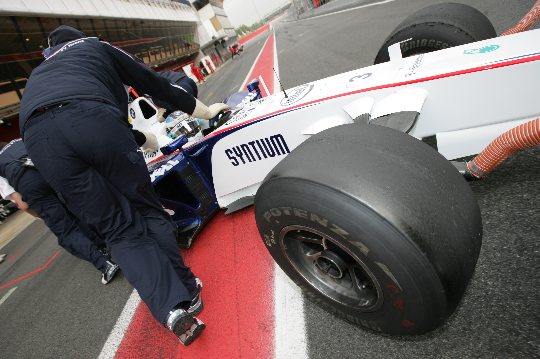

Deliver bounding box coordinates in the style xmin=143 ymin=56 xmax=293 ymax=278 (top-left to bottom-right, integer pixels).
xmin=191 ymin=99 xmax=229 ymax=120
xmin=141 ymin=130 xmax=159 ymax=151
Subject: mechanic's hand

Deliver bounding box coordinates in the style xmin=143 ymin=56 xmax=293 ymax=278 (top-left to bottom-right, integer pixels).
xmin=191 ymin=99 xmax=230 ymax=120
xmin=141 ymin=131 xmax=159 ymax=151
xmin=207 ymin=103 xmax=230 ymax=118
xmin=7 ymin=192 xmax=29 ymax=211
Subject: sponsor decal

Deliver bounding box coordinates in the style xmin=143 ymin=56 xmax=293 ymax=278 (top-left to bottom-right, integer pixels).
xmin=46 ymin=39 xmax=86 ymax=60
xmin=129 ymin=108 xmax=136 ymax=119
xmin=405 ymin=54 xmax=424 ymax=77
xmin=464 ymin=44 xmax=500 ymax=54
xmin=263 ymin=230 xmax=276 ymax=248
xmin=349 ymin=73 xmax=372 ymax=82
xmin=229 ymin=101 xmax=259 ymax=122
xmin=0 ymin=139 xmax=21 ymax=155
xmin=263 ymin=207 xmax=351 ymax=240
xmin=150 ymin=158 xmax=180 ymax=181
xmin=143 ymin=149 xmax=160 ymax=162
xmin=280 ymin=84 xmax=314 ymax=106
xmin=225 ymin=134 xmax=290 ymax=166
xmin=401 ymin=39 xmax=449 ymax=53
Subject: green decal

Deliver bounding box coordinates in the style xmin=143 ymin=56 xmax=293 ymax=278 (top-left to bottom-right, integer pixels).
xmin=464 ymin=45 xmax=500 ymax=55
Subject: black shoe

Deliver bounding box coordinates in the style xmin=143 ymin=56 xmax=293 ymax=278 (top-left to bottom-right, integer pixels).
xmin=99 ymin=245 xmax=111 ymax=258
xmin=165 ymin=308 xmax=206 ymax=346
xmin=188 ymin=277 xmax=203 ymax=315
xmin=101 ymin=260 xmax=120 ymax=284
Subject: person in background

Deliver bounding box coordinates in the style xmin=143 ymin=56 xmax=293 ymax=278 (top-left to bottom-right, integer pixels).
xmin=0 ymin=140 xmax=120 ymax=284
xmin=205 ymin=59 xmax=215 ymax=74
xmin=198 ymin=61 xmax=208 ymax=77
xmin=19 ymin=25 xmax=227 ymax=345
xmin=190 ymin=63 xmax=205 ymax=84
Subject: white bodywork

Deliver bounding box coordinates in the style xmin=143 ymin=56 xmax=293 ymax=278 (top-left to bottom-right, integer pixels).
xmin=135 ymin=30 xmax=540 ymax=210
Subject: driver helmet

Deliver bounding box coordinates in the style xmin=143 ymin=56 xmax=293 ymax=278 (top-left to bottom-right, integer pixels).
xmin=165 ymin=111 xmax=201 ymax=139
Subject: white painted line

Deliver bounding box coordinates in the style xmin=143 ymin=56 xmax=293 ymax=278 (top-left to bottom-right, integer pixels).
xmin=98 ymin=289 xmax=141 ymax=359
xmin=239 ymin=31 xmax=274 ymax=92
xmin=302 ymin=0 xmax=398 ymax=21
xmin=0 ymin=287 xmax=17 ymax=306
xmin=273 ymin=31 xmax=280 ymax=96
xmin=274 ymin=264 xmax=308 ymax=359
xmin=258 ymin=75 xmax=271 ymax=97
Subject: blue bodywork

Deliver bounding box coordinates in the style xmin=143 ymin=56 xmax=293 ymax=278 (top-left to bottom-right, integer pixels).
xmin=149 ymin=80 xmax=263 ymax=247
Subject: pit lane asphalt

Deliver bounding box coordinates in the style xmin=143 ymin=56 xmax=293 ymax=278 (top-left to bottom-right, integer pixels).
xmin=0 ymin=1 xmax=537 ymax=358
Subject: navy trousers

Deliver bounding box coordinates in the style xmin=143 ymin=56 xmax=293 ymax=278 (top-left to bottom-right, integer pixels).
xmin=16 ymin=167 xmax=108 ymax=270
xmin=23 ymin=100 xmax=196 ymax=323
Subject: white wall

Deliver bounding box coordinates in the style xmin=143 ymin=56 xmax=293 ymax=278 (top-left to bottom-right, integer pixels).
xmin=0 ymin=0 xmax=199 ymax=22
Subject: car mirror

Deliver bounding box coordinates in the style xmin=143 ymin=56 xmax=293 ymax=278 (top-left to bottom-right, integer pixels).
xmin=160 ymin=135 xmax=188 ymax=155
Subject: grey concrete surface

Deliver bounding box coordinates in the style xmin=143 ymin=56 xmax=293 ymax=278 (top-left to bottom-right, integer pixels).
xmin=0 ymin=220 xmax=134 ymax=358
xmin=0 ymin=1 xmax=538 ymax=357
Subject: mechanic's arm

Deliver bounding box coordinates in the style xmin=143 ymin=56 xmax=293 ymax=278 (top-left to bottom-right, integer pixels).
xmin=0 ymin=176 xmax=28 ymax=211
xmin=0 ymin=176 xmax=16 ymax=201
xmin=104 ymin=43 xmax=228 ymax=119
xmin=132 ymin=129 xmax=158 ymax=151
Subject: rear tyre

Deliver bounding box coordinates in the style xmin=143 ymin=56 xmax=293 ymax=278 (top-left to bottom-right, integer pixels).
xmin=374 ymin=2 xmax=496 ymax=64
xmin=254 ymin=124 xmax=482 ymax=335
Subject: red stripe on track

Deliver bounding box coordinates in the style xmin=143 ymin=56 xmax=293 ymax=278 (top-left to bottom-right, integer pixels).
xmin=244 ymin=32 xmax=275 ymax=96
xmin=115 ymin=209 xmax=275 ymax=359
xmin=0 ymin=249 xmax=62 ymax=290
xmin=239 ymin=25 xmax=270 ymax=45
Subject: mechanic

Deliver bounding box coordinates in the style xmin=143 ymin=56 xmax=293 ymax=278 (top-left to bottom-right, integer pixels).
xmin=190 ymin=63 xmax=205 ymax=84
xmin=19 ymin=25 xmax=225 ymax=345
xmin=0 ymin=140 xmax=120 ymax=284
xmin=151 ymin=70 xmax=199 ymax=117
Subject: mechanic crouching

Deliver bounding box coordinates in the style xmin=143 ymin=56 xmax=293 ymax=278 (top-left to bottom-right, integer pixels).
xmin=19 ymin=25 xmax=228 ymax=345
xmin=0 ymin=139 xmax=120 ymax=284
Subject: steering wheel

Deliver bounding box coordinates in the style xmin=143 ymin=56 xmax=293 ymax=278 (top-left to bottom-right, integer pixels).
xmin=209 ymin=110 xmax=232 ymax=130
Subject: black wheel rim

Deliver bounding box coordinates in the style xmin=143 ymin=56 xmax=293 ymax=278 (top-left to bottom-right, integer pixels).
xmin=280 ymin=225 xmax=383 ymax=311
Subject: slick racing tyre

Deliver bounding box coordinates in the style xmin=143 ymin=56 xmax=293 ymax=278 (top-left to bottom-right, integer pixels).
xmin=254 ymin=124 xmax=482 ymax=335
xmin=374 ymin=2 xmax=496 ymax=64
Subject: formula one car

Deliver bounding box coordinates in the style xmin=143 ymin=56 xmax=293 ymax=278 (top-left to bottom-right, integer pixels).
xmin=130 ymin=3 xmax=540 ymax=335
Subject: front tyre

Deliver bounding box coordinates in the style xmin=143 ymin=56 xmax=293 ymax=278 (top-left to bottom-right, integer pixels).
xmin=254 ymin=124 xmax=482 ymax=335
